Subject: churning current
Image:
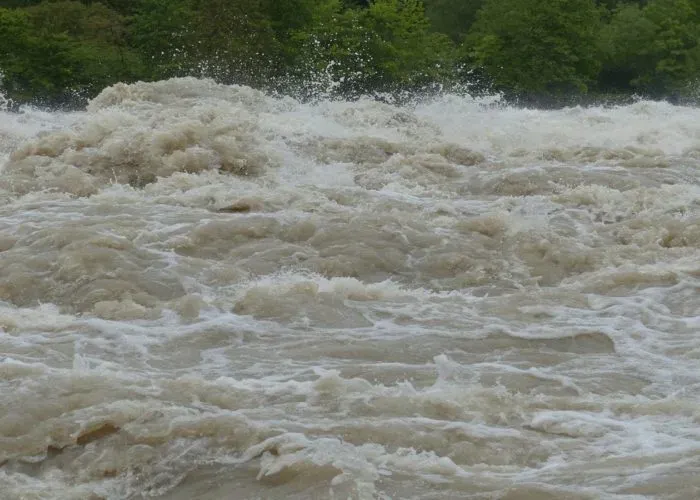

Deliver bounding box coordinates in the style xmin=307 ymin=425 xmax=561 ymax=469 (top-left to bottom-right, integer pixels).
xmin=0 ymin=78 xmax=699 ymax=500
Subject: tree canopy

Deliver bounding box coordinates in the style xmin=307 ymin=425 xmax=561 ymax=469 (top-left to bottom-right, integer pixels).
xmin=1 ymin=0 xmax=699 ymax=107
xmin=466 ymin=0 xmax=602 ymax=96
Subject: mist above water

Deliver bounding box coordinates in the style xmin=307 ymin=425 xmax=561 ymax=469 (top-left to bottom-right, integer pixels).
xmin=0 ymin=78 xmax=699 ymax=499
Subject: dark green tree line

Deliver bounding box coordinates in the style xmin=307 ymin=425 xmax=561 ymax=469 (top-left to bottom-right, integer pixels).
xmin=1 ymin=0 xmax=699 ymax=107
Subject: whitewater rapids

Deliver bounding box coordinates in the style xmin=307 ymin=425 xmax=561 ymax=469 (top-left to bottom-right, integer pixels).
xmin=0 ymin=78 xmax=699 ymax=499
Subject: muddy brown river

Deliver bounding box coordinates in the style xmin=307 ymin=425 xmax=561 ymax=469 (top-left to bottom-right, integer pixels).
xmin=0 ymin=78 xmax=699 ymax=499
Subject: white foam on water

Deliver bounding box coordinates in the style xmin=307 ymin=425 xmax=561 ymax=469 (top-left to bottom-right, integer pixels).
xmin=0 ymin=78 xmax=699 ymax=499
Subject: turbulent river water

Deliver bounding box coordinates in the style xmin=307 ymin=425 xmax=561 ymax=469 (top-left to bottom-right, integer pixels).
xmin=0 ymin=78 xmax=699 ymax=500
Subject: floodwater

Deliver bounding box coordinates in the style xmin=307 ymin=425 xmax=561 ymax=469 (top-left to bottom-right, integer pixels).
xmin=0 ymin=78 xmax=699 ymax=499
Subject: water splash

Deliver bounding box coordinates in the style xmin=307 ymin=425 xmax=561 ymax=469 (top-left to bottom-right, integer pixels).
xmin=0 ymin=78 xmax=699 ymax=499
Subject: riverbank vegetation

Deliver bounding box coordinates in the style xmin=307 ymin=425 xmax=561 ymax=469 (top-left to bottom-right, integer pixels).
xmin=1 ymin=0 xmax=699 ymax=107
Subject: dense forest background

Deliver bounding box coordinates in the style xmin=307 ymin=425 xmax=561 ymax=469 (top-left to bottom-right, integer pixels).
xmin=1 ymin=0 xmax=699 ymax=107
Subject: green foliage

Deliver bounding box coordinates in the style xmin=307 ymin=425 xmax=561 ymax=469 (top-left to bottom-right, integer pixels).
xmin=292 ymin=0 xmax=455 ymax=96
xmin=0 ymin=8 xmax=70 ymax=102
xmin=0 ymin=1 xmax=44 ymax=6
xmin=599 ymin=0 xmax=700 ymax=95
xmin=287 ymin=1 xmax=378 ymax=96
xmin=466 ymin=0 xmax=603 ymax=96
xmin=129 ymin=0 xmax=195 ymax=80
xmin=1 ymin=0 xmax=699 ymax=106
xmin=597 ymin=4 xmax=658 ymax=90
xmin=91 ymin=0 xmax=141 ymax=15
xmin=187 ymin=0 xmax=281 ymax=86
xmin=130 ymin=0 xmax=318 ymax=86
xmin=0 ymin=2 xmax=143 ymax=104
xmin=365 ymin=0 xmax=455 ymax=85
xmin=423 ymin=0 xmax=484 ymax=42
xmin=341 ymin=0 xmax=370 ymax=7
xmin=26 ymin=1 xmax=128 ymax=42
